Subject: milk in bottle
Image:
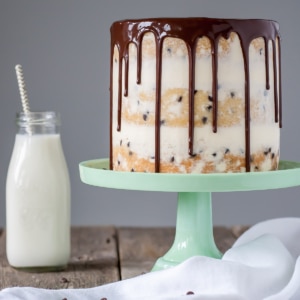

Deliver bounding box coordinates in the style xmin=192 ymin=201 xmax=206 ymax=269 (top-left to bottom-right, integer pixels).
xmin=6 ymin=111 xmax=70 ymax=271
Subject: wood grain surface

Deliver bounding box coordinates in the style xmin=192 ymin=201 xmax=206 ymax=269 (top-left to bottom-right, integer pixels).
xmin=0 ymin=226 xmax=248 ymax=289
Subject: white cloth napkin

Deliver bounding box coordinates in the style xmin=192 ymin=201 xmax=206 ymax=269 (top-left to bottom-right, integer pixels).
xmin=1 ymin=217 xmax=300 ymax=300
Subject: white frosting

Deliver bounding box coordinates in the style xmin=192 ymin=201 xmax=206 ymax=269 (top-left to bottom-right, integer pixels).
xmin=113 ymin=122 xmax=279 ymax=172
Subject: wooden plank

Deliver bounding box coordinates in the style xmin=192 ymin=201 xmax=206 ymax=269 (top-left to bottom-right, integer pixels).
xmin=213 ymin=226 xmax=237 ymax=253
xmin=117 ymin=227 xmax=175 ymax=279
xmin=0 ymin=226 xmax=119 ymax=289
xmin=118 ymin=226 xmax=249 ymax=280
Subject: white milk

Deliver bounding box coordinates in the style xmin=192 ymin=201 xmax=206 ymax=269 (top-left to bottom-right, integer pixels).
xmin=6 ymin=133 xmax=70 ymax=269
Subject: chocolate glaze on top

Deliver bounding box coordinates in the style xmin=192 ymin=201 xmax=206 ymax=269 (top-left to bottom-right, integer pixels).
xmin=110 ymin=18 xmax=282 ymax=172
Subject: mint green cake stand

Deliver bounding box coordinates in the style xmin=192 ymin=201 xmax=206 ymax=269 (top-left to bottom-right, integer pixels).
xmin=79 ymin=159 xmax=300 ymax=271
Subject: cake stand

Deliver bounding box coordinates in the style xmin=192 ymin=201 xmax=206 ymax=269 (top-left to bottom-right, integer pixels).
xmin=79 ymin=159 xmax=300 ymax=271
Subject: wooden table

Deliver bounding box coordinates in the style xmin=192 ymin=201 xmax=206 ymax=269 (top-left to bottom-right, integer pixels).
xmin=0 ymin=226 xmax=248 ymax=289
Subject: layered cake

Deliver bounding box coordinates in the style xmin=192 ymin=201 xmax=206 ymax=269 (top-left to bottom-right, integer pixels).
xmin=110 ymin=18 xmax=282 ymax=173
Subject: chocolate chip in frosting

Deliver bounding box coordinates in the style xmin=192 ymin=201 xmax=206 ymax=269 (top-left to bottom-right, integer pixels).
xmin=160 ymin=119 xmax=166 ymax=125
xmin=202 ymin=116 xmax=208 ymax=124
xmin=127 ymin=141 xmax=130 ymax=148
xmin=230 ymin=91 xmax=235 ymax=98
xmin=206 ymin=105 xmax=212 ymax=111
xmin=264 ymin=147 xmax=272 ymax=155
xmin=170 ymin=156 xmax=175 ymax=163
xmin=208 ymin=95 xmax=213 ymax=102
xmin=177 ymin=95 xmax=183 ymax=102
xmin=143 ymin=111 xmax=150 ymax=121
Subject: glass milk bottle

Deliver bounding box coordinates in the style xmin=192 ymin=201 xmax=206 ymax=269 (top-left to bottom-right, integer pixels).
xmin=6 ymin=111 xmax=71 ymax=271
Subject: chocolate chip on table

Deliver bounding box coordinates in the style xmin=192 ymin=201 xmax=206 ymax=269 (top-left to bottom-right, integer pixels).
xmin=186 ymin=291 xmax=195 ymax=295
xmin=60 ymin=277 xmax=69 ymax=283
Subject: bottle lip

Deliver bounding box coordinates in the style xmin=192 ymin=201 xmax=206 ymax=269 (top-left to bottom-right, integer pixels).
xmin=16 ymin=111 xmax=61 ymax=126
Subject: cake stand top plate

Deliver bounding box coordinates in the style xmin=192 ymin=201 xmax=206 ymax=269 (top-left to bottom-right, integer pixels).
xmin=79 ymin=159 xmax=300 ymax=192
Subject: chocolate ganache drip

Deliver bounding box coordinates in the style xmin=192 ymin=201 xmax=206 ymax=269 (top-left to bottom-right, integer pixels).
xmin=110 ymin=18 xmax=281 ymax=172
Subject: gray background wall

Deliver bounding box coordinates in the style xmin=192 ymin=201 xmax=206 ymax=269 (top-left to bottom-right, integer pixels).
xmin=0 ymin=0 xmax=300 ymax=228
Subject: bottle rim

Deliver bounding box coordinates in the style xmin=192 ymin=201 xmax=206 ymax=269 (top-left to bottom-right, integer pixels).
xmin=16 ymin=111 xmax=61 ymax=126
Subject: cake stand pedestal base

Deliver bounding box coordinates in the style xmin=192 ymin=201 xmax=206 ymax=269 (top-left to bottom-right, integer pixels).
xmin=152 ymin=191 xmax=221 ymax=271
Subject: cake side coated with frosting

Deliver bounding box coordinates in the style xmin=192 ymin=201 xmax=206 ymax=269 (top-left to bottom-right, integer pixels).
xmin=110 ymin=18 xmax=281 ymax=173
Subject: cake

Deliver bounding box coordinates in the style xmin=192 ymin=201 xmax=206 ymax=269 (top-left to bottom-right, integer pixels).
xmin=109 ymin=18 xmax=281 ymax=173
